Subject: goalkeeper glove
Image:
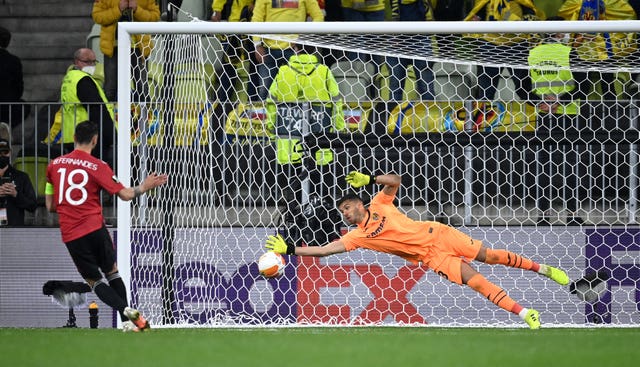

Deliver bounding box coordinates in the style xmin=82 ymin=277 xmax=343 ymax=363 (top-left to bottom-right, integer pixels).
xmin=265 ymin=234 xmax=296 ymax=255
xmin=345 ymin=171 xmax=375 ymax=188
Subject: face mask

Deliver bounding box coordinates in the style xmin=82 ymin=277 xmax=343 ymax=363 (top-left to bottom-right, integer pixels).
xmin=0 ymin=156 xmax=9 ymax=169
xmin=82 ymin=66 xmax=96 ymax=76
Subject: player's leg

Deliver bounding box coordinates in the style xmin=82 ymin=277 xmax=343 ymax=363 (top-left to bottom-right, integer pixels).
xmin=92 ymin=227 xmax=131 ymax=322
xmin=105 ymin=267 xmax=128 ymax=321
xmin=432 ymin=256 xmax=540 ymax=329
xmin=461 ymin=261 xmax=539 ymax=329
xmin=94 ymin=227 xmax=150 ymax=331
xmin=65 ymin=233 xmax=128 ymax=317
xmin=475 ymin=246 xmax=569 ymax=286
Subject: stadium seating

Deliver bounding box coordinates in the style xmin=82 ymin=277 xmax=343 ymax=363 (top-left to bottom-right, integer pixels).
xmin=494 ymin=69 xmax=521 ymax=101
xmin=204 ymin=35 xmax=226 ymax=74
xmin=329 ymin=60 xmax=377 ymax=133
xmin=330 ymin=60 xmax=377 ymax=103
xmin=433 ymin=62 xmax=476 ymax=102
xmin=176 ymin=0 xmax=208 ymax=22
xmin=14 ymin=156 xmax=49 ymax=201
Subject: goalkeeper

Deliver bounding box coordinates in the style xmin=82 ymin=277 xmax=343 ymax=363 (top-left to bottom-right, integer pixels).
xmin=266 ymin=171 xmax=570 ymax=329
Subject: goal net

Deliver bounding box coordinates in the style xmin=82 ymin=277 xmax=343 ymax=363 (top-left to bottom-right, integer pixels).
xmin=116 ymin=19 xmax=640 ymax=327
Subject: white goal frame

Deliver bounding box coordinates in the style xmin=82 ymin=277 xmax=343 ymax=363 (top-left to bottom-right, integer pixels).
xmin=116 ymin=20 xmax=640 ymax=327
xmin=116 ymin=19 xmax=640 ymax=286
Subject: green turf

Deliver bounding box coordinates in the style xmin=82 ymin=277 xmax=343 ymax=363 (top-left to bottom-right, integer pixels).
xmin=1 ymin=327 xmax=638 ymax=367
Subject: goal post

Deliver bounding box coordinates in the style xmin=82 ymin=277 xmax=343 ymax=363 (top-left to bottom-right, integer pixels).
xmin=116 ymin=20 xmax=640 ymax=327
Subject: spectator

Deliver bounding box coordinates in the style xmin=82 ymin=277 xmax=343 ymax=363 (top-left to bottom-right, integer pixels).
xmin=251 ymin=0 xmax=324 ymax=101
xmin=557 ymin=0 xmax=637 ymax=102
xmin=0 ymin=26 xmax=30 ymax=130
xmin=529 ymin=19 xmax=588 ymax=225
xmin=267 ymin=47 xmax=345 ymax=231
xmin=465 ymin=0 xmax=544 ymax=101
xmin=209 ymin=0 xmax=255 ymax=201
xmin=324 ymin=0 xmax=344 ymax=21
xmin=387 ymin=0 xmax=436 ymax=102
xmin=0 ymin=139 xmax=37 ymax=226
xmin=210 ymin=0 xmax=255 ymax=115
xmin=267 ymin=46 xmax=345 ymax=157
xmin=92 ymin=0 xmax=161 ymax=102
xmin=211 ymin=0 xmax=253 ymax=22
xmin=340 ymin=0 xmax=386 ymax=81
xmin=57 ymin=48 xmax=116 ymax=167
xmin=432 ymin=0 xmax=467 ymax=56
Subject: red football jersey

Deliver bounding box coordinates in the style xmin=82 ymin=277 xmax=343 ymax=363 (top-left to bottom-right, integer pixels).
xmin=46 ymin=150 xmax=125 ymax=242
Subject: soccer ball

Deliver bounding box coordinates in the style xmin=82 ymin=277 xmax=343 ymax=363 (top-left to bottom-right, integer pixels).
xmin=257 ymin=251 xmax=286 ymax=278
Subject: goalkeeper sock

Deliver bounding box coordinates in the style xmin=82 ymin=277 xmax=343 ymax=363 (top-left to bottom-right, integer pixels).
xmin=92 ymin=280 xmax=127 ymax=316
xmin=107 ymin=272 xmax=128 ymax=321
xmin=484 ymin=249 xmax=540 ymax=272
xmin=518 ymin=307 xmax=529 ymax=320
xmin=467 ymin=274 xmax=519 ymax=314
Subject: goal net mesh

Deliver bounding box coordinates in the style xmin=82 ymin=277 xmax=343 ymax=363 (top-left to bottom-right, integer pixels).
xmin=119 ymin=20 xmax=640 ymax=327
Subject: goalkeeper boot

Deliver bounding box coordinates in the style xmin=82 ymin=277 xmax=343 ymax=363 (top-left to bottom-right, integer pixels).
xmin=524 ymin=309 xmax=541 ymax=330
xmin=540 ymin=264 xmax=570 ymax=286
xmin=122 ymin=321 xmax=140 ymax=333
xmin=124 ymin=307 xmax=150 ymax=331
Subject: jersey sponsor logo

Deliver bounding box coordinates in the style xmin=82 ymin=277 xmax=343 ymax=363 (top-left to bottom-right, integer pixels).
xmin=366 ymin=216 xmax=386 ymax=238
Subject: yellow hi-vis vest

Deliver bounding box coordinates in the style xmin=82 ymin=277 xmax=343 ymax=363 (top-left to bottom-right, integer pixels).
xmin=267 ymin=54 xmax=344 ymax=165
xmin=528 ymin=42 xmax=579 ymax=115
xmin=59 ymin=69 xmax=115 ymax=143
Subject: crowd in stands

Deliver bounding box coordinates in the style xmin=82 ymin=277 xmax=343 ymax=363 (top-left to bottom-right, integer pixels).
xmin=3 ymin=1 xmax=639 ymax=138
xmin=1 ymin=0 xmax=640 ymax=226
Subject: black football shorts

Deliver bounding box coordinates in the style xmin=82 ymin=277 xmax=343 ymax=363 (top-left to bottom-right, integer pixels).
xmin=64 ymin=226 xmax=116 ymax=281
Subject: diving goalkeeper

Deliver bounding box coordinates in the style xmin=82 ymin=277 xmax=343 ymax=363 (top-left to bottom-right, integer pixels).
xmin=266 ymin=171 xmax=570 ymax=329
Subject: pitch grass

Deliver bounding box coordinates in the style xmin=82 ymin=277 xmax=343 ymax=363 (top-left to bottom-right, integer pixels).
xmin=1 ymin=327 xmax=638 ymax=367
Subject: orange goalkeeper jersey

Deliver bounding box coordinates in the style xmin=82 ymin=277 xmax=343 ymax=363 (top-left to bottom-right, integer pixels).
xmin=341 ymin=191 xmax=441 ymax=265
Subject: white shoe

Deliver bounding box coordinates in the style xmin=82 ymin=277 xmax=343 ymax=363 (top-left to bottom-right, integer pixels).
xmin=122 ymin=320 xmax=139 ymax=333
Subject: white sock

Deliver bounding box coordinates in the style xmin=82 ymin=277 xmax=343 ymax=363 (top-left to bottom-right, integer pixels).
xmin=519 ymin=308 xmax=529 ymax=320
xmin=538 ymin=264 xmax=548 ymax=275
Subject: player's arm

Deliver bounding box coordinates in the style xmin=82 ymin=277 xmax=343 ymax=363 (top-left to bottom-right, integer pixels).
xmin=132 ymin=0 xmax=161 ymax=22
xmin=374 ymin=173 xmax=401 ymax=196
xmin=45 ymin=182 xmax=56 ymax=212
xmin=265 ymin=235 xmax=346 ymax=257
xmin=345 ymin=171 xmax=401 ymax=196
xmin=211 ymin=0 xmax=225 ymax=21
xmin=117 ymin=172 xmax=168 ymax=201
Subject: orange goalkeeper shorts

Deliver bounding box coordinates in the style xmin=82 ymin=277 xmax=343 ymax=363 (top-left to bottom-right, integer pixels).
xmin=426 ymin=225 xmax=482 ymax=285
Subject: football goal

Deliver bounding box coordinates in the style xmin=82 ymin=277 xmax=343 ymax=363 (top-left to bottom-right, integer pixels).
xmin=115 ymin=19 xmax=640 ymax=327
